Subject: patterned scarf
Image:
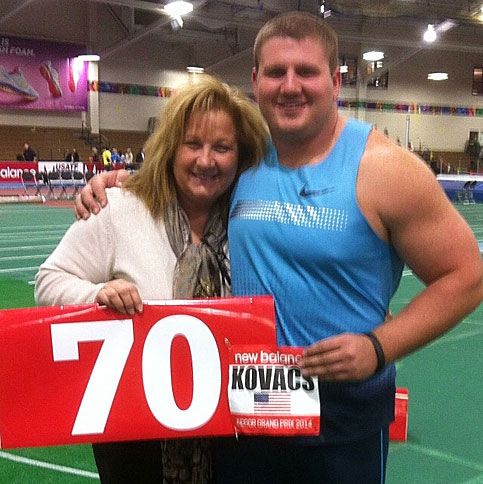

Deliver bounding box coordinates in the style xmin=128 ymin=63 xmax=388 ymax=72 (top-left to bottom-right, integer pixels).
xmin=161 ymin=199 xmax=230 ymax=483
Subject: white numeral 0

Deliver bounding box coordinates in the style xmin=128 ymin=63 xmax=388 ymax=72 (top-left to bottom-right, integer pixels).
xmin=143 ymin=315 xmax=221 ymax=430
xmin=51 ymin=315 xmax=221 ymax=436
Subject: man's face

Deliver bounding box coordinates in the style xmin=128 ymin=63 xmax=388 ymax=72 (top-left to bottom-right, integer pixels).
xmin=252 ymin=36 xmax=340 ymax=144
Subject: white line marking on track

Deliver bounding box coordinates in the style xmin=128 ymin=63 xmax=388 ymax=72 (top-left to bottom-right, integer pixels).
xmin=0 ymin=231 xmax=66 ymax=237
xmin=458 ymin=474 xmax=483 ymax=484
xmin=0 ymin=254 xmax=49 ymax=261
xmin=402 ymin=443 xmax=483 ymax=473
xmin=0 ymin=224 xmax=70 ymax=232
xmin=0 ymin=266 xmax=39 ymax=274
xmin=0 ymin=236 xmax=63 ymax=242
xmin=0 ymin=245 xmax=56 ymax=252
xmin=0 ymin=450 xmax=99 ymax=479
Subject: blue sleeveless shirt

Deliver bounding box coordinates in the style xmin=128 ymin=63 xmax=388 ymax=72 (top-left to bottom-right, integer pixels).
xmin=228 ymin=119 xmax=404 ymax=443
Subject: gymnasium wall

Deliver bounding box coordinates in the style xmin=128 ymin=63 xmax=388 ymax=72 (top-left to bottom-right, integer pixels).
xmin=0 ymin=32 xmax=481 ymax=152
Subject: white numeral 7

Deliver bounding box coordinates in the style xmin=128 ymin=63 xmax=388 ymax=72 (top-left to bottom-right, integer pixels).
xmin=51 ymin=320 xmax=134 ymax=435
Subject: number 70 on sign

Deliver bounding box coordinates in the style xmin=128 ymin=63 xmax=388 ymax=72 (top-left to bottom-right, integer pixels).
xmin=51 ymin=314 xmax=222 ymax=436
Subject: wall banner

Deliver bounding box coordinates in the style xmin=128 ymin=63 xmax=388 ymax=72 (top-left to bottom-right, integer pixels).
xmin=0 ymin=36 xmax=87 ymax=111
xmin=0 ymin=161 xmax=37 ymax=183
xmin=38 ymin=160 xmax=84 ymax=174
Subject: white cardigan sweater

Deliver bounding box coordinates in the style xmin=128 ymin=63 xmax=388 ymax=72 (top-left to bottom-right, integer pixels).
xmin=35 ymin=188 xmax=178 ymax=306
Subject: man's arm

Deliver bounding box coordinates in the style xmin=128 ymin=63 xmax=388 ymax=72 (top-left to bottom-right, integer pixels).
xmin=365 ymin=136 xmax=482 ymax=363
xmin=303 ymin=132 xmax=482 ymax=381
xmin=75 ymin=169 xmax=130 ymax=219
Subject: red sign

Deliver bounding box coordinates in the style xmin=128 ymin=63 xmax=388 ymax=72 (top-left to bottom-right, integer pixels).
xmin=0 ymin=296 xmax=276 ymax=449
xmin=0 ymin=161 xmax=37 ymax=183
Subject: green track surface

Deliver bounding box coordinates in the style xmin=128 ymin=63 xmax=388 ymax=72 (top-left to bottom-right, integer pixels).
xmin=0 ymin=202 xmax=481 ymax=483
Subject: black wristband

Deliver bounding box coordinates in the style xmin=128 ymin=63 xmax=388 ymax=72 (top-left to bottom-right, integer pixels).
xmin=364 ymin=332 xmax=386 ymax=372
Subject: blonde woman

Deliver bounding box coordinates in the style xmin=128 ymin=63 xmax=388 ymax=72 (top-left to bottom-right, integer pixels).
xmin=35 ymin=75 xmax=268 ymax=483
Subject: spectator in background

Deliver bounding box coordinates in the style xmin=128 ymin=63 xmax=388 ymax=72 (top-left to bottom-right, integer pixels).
xmin=23 ymin=143 xmax=37 ymax=161
xmin=465 ymin=132 xmax=481 ymax=172
xmin=124 ymin=147 xmax=133 ymax=166
xmin=135 ymin=147 xmax=145 ymax=164
xmin=65 ymin=148 xmax=80 ymax=162
xmin=102 ymin=148 xmax=111 ymax=170
xmin=111 ymin=148 xmax=122 ymax=167
xmin=91 ymin=147 xmax=100 ymax=163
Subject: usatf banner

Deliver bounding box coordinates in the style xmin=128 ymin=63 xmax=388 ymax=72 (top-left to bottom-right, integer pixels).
xmin=0 ymin=36 xmax=87 ymax=111
xmin=228 ymin=346 xmax=320 ymax=436
xmin=0 ymin=297 xmax=277 ymax=449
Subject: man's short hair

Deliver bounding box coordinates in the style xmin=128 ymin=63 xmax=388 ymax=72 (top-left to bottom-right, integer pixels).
xmin=254 ymin=11 xmax=339 ymax=74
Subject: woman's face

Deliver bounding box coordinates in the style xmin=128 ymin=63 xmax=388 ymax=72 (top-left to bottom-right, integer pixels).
xmin=173 ymin=110 xmax=239 ymax=214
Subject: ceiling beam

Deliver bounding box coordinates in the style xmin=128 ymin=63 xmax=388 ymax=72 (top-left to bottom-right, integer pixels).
xmin=0 ymin=0 xmax=39 ymax=26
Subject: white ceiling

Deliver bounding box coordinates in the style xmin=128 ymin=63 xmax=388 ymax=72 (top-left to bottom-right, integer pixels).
xmin=0 ymin=0 xmax=482 ymax=75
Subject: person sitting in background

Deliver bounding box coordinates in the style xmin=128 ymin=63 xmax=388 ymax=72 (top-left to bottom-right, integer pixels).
xmin=35 ymin=74 xmax=268 ymax=484
xmin=65 ymin=148 xmax=80 ymax=162
xmin=22 ymin=143 xmax=36 ymax=161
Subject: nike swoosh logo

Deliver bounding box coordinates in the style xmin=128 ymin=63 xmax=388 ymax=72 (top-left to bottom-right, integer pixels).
xmin=299 ymin=186 xmax=335 ymax=197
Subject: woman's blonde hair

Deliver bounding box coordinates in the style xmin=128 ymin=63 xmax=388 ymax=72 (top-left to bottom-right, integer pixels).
xmin=124 ymin=75 xmax=268 ymax=219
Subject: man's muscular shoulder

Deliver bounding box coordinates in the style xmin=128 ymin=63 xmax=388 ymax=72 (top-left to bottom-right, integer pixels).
xmin=356 ymin=129 xmax=431 ymax=241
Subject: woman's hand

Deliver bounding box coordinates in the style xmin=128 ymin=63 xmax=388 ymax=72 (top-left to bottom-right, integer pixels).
xmin=95 ymin=279 xmax=143 ymax=315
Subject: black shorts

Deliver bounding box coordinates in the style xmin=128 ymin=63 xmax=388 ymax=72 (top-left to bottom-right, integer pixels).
xmin=214 ymin=427 xmax=389 ymax=484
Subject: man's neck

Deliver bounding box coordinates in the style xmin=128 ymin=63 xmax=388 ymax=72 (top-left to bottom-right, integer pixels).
xmin=274 ymin=115 xmax=345 ymax=168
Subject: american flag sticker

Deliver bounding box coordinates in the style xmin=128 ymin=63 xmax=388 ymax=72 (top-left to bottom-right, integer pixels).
xmin=254 ymin=392 xmax=291 ymax=414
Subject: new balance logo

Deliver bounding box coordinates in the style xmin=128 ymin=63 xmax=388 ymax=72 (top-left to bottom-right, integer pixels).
xmin=299 ymin=186 xmax=335 ymax=197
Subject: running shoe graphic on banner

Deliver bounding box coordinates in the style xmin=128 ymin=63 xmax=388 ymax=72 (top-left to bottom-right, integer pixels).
xmin=0 ymin=65 xmax=39 ymax=100
xmin=40 ymin=60 xmax=62 ymax=97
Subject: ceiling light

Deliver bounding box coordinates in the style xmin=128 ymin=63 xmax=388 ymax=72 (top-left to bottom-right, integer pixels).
xmin=423 ymin=24 xmax=437 ymax=42
xmin=164 ymin=1 xmax=193 ymax=17
xmin=76 ymin=54 xmax=100 ymax=62
xmin=170 ymin=15 xmax=183 ymax=30
xmin=363 ymin=51 xmax=384 ymax=61
xmin=428 ymin=72 xmax=448 ymax=81
xmin=339 ymin=65 xmax=348 ymax=73
xmin=438 ymin=19 xmax=457 ymax=33
xmin=187 ymin=66 xmax=204 ymax=73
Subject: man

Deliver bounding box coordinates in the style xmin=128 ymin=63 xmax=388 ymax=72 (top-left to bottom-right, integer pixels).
xmin=75 ymin=11 xmax=482 ymax=483
xmin=65 ymin=148 xmax=80 ymax=162
xmin=22 ymin=143 xmax=37 ymax=161
xmin=465 ymin=132 xmax=481 ymax=172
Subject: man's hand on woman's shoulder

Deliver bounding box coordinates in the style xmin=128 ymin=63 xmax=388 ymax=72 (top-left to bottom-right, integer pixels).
xmin=75 ymin=169 xmax=130 ymax=220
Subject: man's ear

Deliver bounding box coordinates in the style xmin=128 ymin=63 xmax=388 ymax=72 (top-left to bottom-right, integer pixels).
xmin=332 ymin=67 xmax=341 ymax=101
xmin=251 ymin=67 xmax=258 ymax=101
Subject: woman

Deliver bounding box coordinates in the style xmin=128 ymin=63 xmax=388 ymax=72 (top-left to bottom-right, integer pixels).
xmin=35 ymin=75 xmax=268 ymax=483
